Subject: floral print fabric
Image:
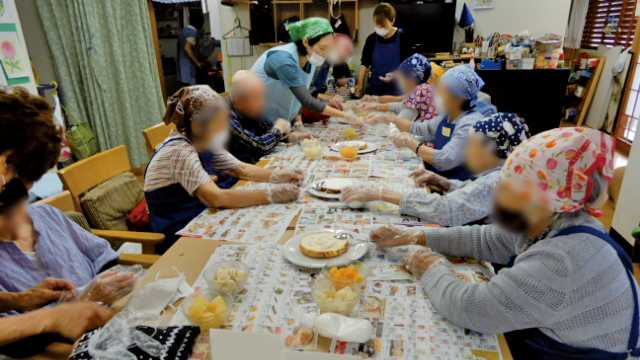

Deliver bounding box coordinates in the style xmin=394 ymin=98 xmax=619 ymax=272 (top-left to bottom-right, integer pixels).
xmin=501 ymin=127 xmax=615 ymax=215
xmin=398 ymin=53 xmax=432 ymax=84
xmin=404 ymin=83 xmax=438 ymax=121
xmin=471 ymin=113 xmax=530 ymax=159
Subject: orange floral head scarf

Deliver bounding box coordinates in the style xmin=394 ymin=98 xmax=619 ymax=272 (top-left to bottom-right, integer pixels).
xmin=501 ymin=127 xmax=615 ymax=216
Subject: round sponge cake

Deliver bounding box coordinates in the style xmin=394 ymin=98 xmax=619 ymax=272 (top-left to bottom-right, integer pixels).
xmin=299 ymin=232 xmax=349 ymax=258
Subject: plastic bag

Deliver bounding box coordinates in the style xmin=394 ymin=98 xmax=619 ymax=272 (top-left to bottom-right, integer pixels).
xmin=312 ymin=313 xmax=374 ymax=343
xmin=85 ymin=315 xmax=164 ymax=360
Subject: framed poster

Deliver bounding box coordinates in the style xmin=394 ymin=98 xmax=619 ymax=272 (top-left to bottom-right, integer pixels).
xmin=0 ymin=23 xmax=31 ymax=81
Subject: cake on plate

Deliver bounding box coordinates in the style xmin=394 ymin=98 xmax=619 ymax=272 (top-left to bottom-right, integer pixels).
xmin=299 ymin=232 xmax=349 ymax=258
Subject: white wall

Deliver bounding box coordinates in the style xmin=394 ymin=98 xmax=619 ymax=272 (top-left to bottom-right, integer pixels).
xmin=464 ymin=0 xmax=572 ymax=39
xmin=613 ymin=129 xmax=640 ymax=245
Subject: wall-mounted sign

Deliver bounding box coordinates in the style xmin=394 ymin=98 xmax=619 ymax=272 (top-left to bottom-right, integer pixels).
xmin=471 ymin=0 xmax=495 ymax=10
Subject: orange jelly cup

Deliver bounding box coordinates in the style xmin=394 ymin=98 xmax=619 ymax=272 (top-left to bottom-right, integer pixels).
xmin=339 ymin=146 xmax=358 ymax=160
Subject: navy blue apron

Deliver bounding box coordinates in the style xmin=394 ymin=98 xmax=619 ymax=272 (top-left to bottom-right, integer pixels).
xmin=366 ymin=31 xmax=402 ymax=96
xmin=199 ymin=151 xmax=239 ymax=189
xmin=504 ymin=226 xmax=640 ymax=359
xmin=424 ymin=115 xmax=473 ymax=181
xmin=145 ymin=137 xmax=207 ymax=253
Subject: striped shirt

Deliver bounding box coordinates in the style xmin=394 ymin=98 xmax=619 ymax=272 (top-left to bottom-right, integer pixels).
xmin=228 ymin=105 xmax=284 ymax=164
xmin=144 ymin=133 xmax=240 ymax=194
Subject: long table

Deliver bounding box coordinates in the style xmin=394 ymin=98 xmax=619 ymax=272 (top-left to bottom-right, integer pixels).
xmin=141 ymin=121 xmax=513 ymax=360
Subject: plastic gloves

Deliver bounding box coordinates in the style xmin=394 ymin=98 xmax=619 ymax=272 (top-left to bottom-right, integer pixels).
xmin=288 ymin=131 xmax=315 ymax=144
xmin=391 ymin=132 xmax=418 ymax=150
xmin=366 ymin=113 xmax=394 ymax=125
xmin=270 ymin=169 xmax=305 ymax=185
xmin=82 ymin=271 xmax=137 ymax=305
xmin=403 ymin=248 xmax=445 ymax=279
xmin=341 ymin=185 xmax=386 ymax=207
xmin=328 ymin=95 xmax=344 ymax=110
xmin=369 ymin=225 xmax=426 ymax=249
xmin=267 ymin=184 xmax=300 ymax=203
xmin=273 ymin=119 xmax=292 ymax=135
xmin=343 ymin=113 xmax=365 ymax=129
xmin=410 ymin=168 xmax=451 ymax=192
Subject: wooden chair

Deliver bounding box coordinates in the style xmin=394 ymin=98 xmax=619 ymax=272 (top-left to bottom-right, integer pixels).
xmin=57 ymin=145 xmax=164 ymax=255
xmin=35 ymin=191 xmax=160 ymax=268
xmin=143 ymin=122 xmax=175 ymax=154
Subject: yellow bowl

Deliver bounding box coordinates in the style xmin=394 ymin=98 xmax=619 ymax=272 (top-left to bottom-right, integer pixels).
xmin=339 ymin=146 xmax=358 ymax=160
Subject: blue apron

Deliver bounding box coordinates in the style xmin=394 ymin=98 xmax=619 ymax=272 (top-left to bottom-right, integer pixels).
xmin=199 ymin=151 xmax=239 ymax=189
xmin=505 ymin=226 xmax=640 ymax=359
xmin=145 ymin=138 xmax=207 ymax=253
xmin=425 ymin=115 xmax=473 ymax=181
xmin=251 ymin=43 xmax=316 ymax=123
xmin=366 ymin=31 xmax=402 ymax=96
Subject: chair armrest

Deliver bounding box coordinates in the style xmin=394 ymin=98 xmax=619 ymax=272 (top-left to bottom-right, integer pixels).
xmin=119 ymin=253 xmax=160 ymax=268
xmin=92 ymin=229 xmax=164 ymax=254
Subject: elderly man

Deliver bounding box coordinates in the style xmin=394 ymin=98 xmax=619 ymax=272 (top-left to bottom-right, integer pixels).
xmin=228 ymin=70 xmax=311 ymax=164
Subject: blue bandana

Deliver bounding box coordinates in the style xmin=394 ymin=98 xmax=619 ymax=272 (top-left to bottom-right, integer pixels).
xmin=441 ymin=65 xmax=485 ymax=103
xmin=398 ymin=54 xmax=431 ymax=84
xmin=472 ymin=113 xmax=530 ymax=159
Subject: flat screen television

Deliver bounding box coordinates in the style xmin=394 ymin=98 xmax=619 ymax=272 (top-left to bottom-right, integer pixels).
xmin=389 ymin=0 xmax=456 ymax=54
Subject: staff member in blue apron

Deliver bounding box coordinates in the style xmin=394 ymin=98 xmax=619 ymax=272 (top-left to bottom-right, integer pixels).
xmin=144 ymin=86 xmax=301 ymax=252
xmin=392 ymin=65 xmax=495 ymax=181
xmin=355 ymin=2 xmax=409 ymax=97
xmin=251 ymin=18 xmax=362 ymax=127
xmin=370 ymin=128 xmax=640 ymax=359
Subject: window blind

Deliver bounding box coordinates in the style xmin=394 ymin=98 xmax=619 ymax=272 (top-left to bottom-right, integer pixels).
xmin=581 ymin=0 xmax=638 ymax=49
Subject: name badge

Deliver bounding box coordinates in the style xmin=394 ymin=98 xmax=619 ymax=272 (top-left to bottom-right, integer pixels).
xmin=441 ymin=126 xmax=452 ymax=138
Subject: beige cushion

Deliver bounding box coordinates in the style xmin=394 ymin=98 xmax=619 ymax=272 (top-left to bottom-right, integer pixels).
xmin=64 ymin=211 xmax=92 ymax=231
xmin=81 ymin=172 xmax=143 ymax=230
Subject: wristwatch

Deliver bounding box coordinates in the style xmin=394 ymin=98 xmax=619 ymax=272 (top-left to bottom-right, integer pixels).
xmin=415 ymin=142 xmax=425 ymax=154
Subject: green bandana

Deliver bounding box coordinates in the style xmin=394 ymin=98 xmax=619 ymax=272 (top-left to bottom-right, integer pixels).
xmin=287 ymin=17 xmax=333 ymax=42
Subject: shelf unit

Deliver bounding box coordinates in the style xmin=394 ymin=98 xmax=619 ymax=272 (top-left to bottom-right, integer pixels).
xmin=249 ymin=0 xmax=360 ymax=44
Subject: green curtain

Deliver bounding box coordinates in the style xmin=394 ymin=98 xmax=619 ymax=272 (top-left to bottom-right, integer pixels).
xmin=36 ymin=0 xmax=165 ymax=166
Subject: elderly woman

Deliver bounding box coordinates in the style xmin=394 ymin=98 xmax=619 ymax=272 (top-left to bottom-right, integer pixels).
xmin=342 ymin=113 xmax=529 ymax=226
xmin=251 ymin=18 xmax=362 ymax=127
xmin=362 ymin=54 xmax=438 ymax=131
xmin=145 ymin=85 xmax=301 ymax=251
xmin=0 ymin=88 xmax=133 ymax=306
xmin=0 ymin=88 xmax=119 ymax=356
xmin=392 ymin=65 xmax=495 ymax=180
xmin=371 ymin=128 xmax=639 ymax=358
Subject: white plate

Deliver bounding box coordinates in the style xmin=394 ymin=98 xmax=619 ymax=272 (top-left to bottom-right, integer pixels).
xmin=282 ymin=230 xmax=369 ymax=269
xmin=307 ymin=178 xmax=358 ymax=200
xmin=330 ymin=141 xmax=377 ymax=154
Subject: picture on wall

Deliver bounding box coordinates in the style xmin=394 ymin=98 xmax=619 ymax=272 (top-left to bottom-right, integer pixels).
xmin=0 ymin=23 xmax=30 ymax=80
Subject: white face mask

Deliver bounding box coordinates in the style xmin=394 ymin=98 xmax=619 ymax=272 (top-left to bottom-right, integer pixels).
xmin=434 ymin=95 xmax=446 ymax=114
xmin=327 ymin=50 xmax=341 ymax=65
xmin=308 ymin=51 xmax=326 ymax=67
xmin=374 ymin=26 xmax=389 ymax=37
xmin=209 ymin=130 xmax=230 ymax=151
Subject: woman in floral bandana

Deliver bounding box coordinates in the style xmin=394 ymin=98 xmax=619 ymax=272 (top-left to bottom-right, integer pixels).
xmin=359 ymin=54 xmax=438 ymax=131
xmin=342 ymin=113 xmax=528 ymax=226
xmin=144 ymin=86 xmax=302 ymax=252
xmin=369 ymin=127 xmax=640 ymax=359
